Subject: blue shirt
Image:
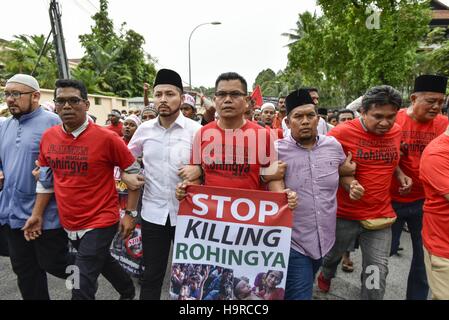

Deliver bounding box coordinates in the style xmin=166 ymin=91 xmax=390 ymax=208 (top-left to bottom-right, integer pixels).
xmin=0 ymin=107 xmax=61 ymax=229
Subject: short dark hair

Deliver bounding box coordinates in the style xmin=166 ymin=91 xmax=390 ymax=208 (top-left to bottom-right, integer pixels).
xmin=215 ymin=72 xmax=248 ymax=94
xmin=317 ymin=107 xmax=328 ymax=116
xmin=337 ymin=109 xmax=355 ymax=119
xmin=361 ymin=85 xmax=402 ymax=112
xmin=54 ymin=79 xmax=88 ymax=100
xmin=328 ymin=115 xmax=338 ymax=123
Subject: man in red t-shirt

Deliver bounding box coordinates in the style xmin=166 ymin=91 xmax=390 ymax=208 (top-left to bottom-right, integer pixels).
xmin=420 ymin=123 xmax=449 ymax=300
xmin=36 ymin=79 xmax=143 ymax=300
xmin=390 ymin=75 xmax=448 ymax=300
xmin=272 ymin=96 xmax=286 ymax=130
xmin=177 ymin=72 xmax=297 ymax=206
xmin=106 ymin=109 xmax=124 ymax=136
xmin=318 ymin=85 xmax=412 ymax=300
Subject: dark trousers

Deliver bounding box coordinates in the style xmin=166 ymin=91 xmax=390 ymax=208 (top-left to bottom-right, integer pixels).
xmin=391 ymin=200 xmax=428 ymax=300
xmin=1 ymin=224 xmax=69 ymax=300
xmin=140 ymin=218 xmax=175 ymax=300
xmin=69 ymin=223 xmax=134 ymax=300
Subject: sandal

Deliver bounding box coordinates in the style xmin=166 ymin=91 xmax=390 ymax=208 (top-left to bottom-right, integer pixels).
xmin=341 ymin=260 xmax=354 ymax=273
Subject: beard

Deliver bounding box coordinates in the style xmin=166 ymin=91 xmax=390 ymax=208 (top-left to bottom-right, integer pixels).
xmin=9 ymin=97 xmax=33 ymax=119
xmin=158 ymin=104 xmax=180 ymax=118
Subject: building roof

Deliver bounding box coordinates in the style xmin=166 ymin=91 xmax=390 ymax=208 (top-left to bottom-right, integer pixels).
xmin=431 ymin=0 xmax=449 ymax=10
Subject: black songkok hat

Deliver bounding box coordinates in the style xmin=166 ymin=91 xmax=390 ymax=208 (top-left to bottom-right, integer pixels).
xmin=413 ymin=75 xmax=448 ymax=94
xmin=285 ymin=89 xmax=315 ymax=115
xmin=153 ymin=69 xmax=184 ymax=93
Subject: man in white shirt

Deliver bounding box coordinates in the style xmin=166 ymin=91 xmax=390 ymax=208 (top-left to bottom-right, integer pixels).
xmin=128 ymin=69 xmax=202 ymax=300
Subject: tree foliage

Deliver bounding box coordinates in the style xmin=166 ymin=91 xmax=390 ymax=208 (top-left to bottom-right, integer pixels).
xmin=285 ymin=0 xmax=432 ymax=107
xmin=76 ymin=0 xmax=156 ymax=97
xmin=0 ymin=34 xmax=58 ymax=88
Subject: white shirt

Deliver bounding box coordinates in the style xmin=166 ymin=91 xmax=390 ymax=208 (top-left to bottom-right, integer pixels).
xmin=128 ymin=113 xmax=202 ymax=226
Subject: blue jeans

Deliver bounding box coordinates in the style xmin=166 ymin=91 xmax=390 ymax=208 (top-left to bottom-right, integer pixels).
xmin=391 ymin=200 xmax=428 ymax=300
xmin=285 ymin=248 xmax=322 ymax=300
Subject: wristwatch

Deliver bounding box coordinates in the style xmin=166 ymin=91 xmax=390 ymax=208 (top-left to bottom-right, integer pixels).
xmin=125 ymin=210 xmax=138 ymax=218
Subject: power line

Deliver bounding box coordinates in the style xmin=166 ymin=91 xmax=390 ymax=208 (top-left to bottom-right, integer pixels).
xmin=73 ymin=0 xmax=95 ymax=16
xmin=84 ymin=0 xmax=99 ymax=11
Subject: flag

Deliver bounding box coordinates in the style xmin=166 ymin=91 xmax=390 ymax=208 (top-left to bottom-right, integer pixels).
xmin=251 ymin=85 xmax=263 ymax=108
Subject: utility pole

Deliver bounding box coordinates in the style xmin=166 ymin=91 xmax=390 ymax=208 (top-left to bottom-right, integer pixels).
xmin=49 ymin=0 xmax=70 ymax=79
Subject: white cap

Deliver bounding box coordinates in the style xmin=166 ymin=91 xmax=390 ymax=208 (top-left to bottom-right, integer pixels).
xmin=6 ymin=74 xmax=40 ymax=91
xmin=183 ymin=94 xmax=196 ymax=109
xmin=125 ymin=114 xmax=142 ymax=126
xmin=260 ymin=102 xmax=276 ymax=112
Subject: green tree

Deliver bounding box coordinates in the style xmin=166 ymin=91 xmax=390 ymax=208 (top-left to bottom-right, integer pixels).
xmin=0 ymin=35 xmax=58 ymax=89
xmin=77 ymin=0 xmax=156 ymax=97
xmin=285 ymin=0 xmax=432 ymax=107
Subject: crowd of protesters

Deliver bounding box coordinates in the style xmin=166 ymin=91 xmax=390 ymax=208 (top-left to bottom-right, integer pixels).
xmin=0 ymin=69 xmax=449 ymax=302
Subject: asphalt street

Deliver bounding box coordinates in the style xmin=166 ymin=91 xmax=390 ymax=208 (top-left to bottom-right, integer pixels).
xmin=0 ymin=230 xmax=421 ymax=300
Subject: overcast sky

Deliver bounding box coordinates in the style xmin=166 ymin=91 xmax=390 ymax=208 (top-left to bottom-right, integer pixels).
xmin=2 ymin=0 xmax=448 ymax=89
xmin=1 ymin=0 xmax=320 ymax=88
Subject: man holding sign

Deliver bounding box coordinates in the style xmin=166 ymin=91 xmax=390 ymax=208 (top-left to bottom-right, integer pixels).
xmin=178 ymin=72 xmax=297 ymax=203
xmin=175 ymin=72 xmax=297 ymax=300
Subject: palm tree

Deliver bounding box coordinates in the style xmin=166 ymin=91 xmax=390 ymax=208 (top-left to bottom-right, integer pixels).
xmin=281 ymin=11 xmax=319 ymax=47
xmin=0 ymin=35 xmax=58 ymax=88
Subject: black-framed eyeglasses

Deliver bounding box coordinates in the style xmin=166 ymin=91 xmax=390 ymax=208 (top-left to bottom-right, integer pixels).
xmin=215 ymin=91 xmax=247 ymax=99
xmin=53 ymin=97 xmax=85 ymax=107
xmin=3 ymin=91 xmax=36 ymax=99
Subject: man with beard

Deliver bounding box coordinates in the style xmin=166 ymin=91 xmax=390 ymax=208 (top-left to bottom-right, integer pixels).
xmin=0 ymin=74 xmax=69 ymax=300
xmin=127 ymin=69 xmax=202 ymax=300
xmin=390 ymin=75 xmax=448 ymax=300
xmin=277 ymin=89 xmax=362 ymax=300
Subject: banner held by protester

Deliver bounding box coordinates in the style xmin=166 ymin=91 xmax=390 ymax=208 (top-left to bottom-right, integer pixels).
xmin=170 ymin=185 xmax=292 ymax=300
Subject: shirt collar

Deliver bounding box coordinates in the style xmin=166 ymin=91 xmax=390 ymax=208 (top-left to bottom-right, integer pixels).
xmin=155 ymin=112 xmax=186 ymax=129
xmin=288 ymin=133 xmax=320 ymax=149
xmin=359 ymin=117 xmax=368 ymax=132
xmin=17 ymin=106 xmax=43 ymax=123
xmin=61 ymin=117 xmax=89 ymax=138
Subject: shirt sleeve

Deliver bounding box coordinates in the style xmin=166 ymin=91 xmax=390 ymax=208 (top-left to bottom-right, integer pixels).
xmin=108 ymin=134 xmax=136 ymax=171
xmin=36 ymin=181 xmax=54 ymax=194
xmin=38 ymin=134 xmax=49 ymax=166
xmin=127 ymin=125 xmax=144 ymax=158
xmin=420 ymin=153 xmax=449 ymax=196
xmin=334 ymin=139 xmax=347 ymax=165
xmin=190 ymin=128 xmax=203 ymax=165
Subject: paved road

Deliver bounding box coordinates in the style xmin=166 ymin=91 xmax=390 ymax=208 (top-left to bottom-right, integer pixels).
xmin=0 ymin=231 xmax=421 ymax=300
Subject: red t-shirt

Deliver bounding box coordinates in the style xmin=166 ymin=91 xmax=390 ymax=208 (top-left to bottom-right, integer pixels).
xmin=420 ymin=133 xmax=449 ymax=259
xmin=328 ymin=119 xmax=401 ymax=220
xmin=391 ymin=109 xmax=448 ymax=202
xmin=106 ymin=122 xmax=124 ymax=137
xmin=192 ymin=120 xmax=275 ymax=190
xmin=39 ymin=123 xmax=135 ymax=230
xmin=265 ymin=126 xmax=284 ymax=140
